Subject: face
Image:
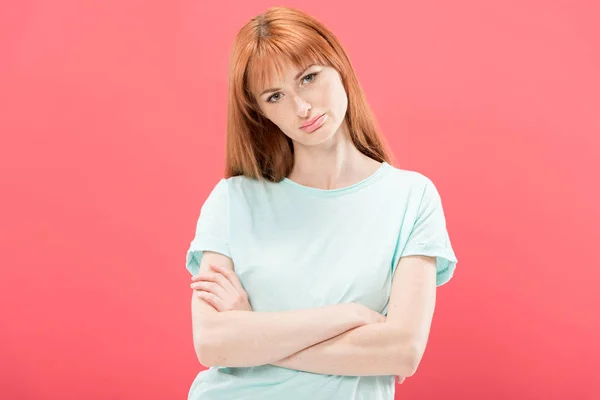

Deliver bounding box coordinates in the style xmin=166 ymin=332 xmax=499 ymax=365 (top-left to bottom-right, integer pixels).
xmin=253 ymin=63 xmax=349 ymax=146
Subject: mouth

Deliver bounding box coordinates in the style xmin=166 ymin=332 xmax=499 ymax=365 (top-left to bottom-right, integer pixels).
xmin=300 ymin=114 xmax=327 ymax=133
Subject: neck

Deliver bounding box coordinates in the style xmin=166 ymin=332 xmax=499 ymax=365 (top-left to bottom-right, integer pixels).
xmin=288 ymin=120 xmax=381 ymax=190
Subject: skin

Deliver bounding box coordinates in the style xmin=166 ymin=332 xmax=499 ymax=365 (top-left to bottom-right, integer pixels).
xmin=253 ymin=62 xmax=383 ymax=190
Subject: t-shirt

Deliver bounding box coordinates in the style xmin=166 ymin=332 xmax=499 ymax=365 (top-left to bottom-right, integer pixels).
xmin=185 ymin=161 xmax=458 ymax=400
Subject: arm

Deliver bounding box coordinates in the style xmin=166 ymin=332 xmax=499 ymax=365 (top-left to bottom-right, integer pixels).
xmin=191 ymin=251 xmax=369 ymax=368
xmin=272 ymin=320 xmax=413 ymax=376
xmin=271 ymin=255 xmax=438 ymax=377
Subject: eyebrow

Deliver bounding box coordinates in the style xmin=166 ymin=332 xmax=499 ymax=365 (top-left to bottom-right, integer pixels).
xmin=259 ymin=64 xmax=315 ymax=97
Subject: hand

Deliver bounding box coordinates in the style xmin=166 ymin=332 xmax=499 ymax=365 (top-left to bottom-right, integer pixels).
xmin=190 ymin=264 xmax=252 ymax=312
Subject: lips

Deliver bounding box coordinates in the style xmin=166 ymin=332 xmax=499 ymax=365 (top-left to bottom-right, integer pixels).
xmin=300 ymin=114 xmax=327 ymax=133
xmin=300 ymin=114 xmax=325 ymax=129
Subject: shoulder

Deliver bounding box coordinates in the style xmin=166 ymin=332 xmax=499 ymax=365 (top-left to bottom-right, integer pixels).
xmin=383 ymin=164 xmax=435 ymax=195
xmin=218 ymin=175 xmax=278 ymax=203
xmin=223 ymin=174 xmax=258 ymax=187
xmin=206 ymin=175 xmax=258 ymax=194
xmin=223 ymin=174 xmax=269 ymax=191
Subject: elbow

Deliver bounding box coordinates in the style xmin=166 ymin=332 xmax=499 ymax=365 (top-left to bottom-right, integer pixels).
xmin=194 ymin=338 xmax=219 ymax=368
xmin=194 ymin=325 xmax=228 ymax=368
xmin=195 ymin=334 xmax=253 ymax=368
xmin=193 ymin=315 xmax=222 ymax=367
xmin=396 ymin=340 xmax=426 ymax=377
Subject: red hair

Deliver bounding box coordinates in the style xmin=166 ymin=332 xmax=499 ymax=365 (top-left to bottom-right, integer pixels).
xmin=225 ymin=6 xmax=396 ymax=181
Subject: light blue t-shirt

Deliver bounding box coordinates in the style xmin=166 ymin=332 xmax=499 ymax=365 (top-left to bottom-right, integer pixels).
xmin=185 ymin=161 xmax=458 ymax=400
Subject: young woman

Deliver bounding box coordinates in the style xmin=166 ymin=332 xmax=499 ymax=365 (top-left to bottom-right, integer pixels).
xmin=185 ymin=6 xmax=458 ymax=400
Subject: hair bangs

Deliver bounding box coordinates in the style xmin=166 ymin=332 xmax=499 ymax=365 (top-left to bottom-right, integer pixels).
xmin=246 ymin=34 xmax=332 ymax=98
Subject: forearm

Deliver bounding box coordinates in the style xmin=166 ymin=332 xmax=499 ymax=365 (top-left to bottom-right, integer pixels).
xmin=196 ymin=303 xmax=363 ymax=367
xmin=271 ymin=322 xmax=418 ymax=377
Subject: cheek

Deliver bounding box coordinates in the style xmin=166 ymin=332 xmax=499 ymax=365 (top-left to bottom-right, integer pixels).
xmin=267 ymin=109 xmax=296 ymax=135
xmin=325 ymin=80 xmax=348 ymax=117
xmin=272 ymin=108 xmax=292 ymax=127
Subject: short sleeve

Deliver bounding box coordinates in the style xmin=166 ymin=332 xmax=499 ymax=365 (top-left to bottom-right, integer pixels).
xmin=185 ymin=179 xmax=231 ymax=276
xmin=392 ymin=177 xmax=458 ymax=286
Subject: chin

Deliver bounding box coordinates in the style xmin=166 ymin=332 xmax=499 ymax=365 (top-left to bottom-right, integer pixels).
xmin=306 ymin=128 xmax=340 ymax=146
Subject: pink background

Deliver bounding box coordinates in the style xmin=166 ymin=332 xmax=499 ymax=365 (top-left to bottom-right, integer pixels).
xmin=2 ymin=1 xmax=599 ymax=399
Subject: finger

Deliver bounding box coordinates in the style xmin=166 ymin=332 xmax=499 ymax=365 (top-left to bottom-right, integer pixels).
xmin=191 ymin=281 xmax=227 ymax=299
xmin=196 ymin=291 xmax=226 ymax=312
xmin=205 ymin=266 xmax=239 ymax=293
xmin=198 ymin=272 xmax=237 ymax=294
xmin=191 ymin=272 xmax=222 ymax=283
xmin=209 ymin=264 xmax=247 ymax=295
xmin=192 ymin=268 xmax=240 ymax=296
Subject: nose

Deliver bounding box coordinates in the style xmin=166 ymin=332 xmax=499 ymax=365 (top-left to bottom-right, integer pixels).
xmin=294 ymin=95 xmax=311 ymax=117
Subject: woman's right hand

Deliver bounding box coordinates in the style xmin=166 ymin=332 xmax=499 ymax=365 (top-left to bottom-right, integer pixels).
xmin=190 ymin=264 xmax=253 ymax=312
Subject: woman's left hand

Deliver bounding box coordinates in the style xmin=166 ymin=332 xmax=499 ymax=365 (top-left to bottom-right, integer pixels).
xmin=190 ymin=264 xmax=252 ymax=312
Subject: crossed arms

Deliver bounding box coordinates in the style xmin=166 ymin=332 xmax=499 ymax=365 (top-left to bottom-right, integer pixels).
xmin=190 ymin=250 xmax=437 ymax=378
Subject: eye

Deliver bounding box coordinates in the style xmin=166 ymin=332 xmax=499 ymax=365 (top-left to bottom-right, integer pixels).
xmin=266 ymin=72 xmax=318 ymax=104
xmin=302 ymin=72 xmax=317 ymax=85
xmin=267 ymin=93 xmax=282 ymax=103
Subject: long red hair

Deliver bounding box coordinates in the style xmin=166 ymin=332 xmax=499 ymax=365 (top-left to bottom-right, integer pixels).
xmin=225 ymin=6 xmax=396 ymax=181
